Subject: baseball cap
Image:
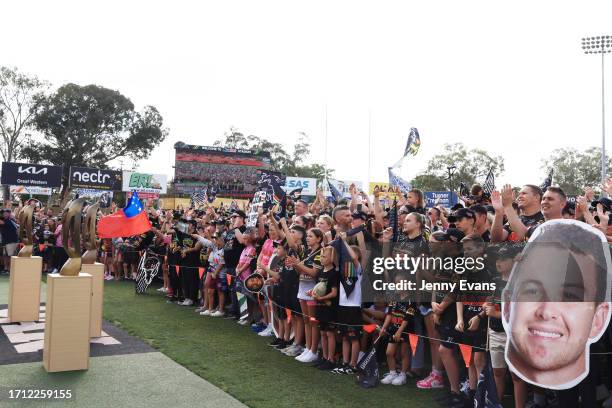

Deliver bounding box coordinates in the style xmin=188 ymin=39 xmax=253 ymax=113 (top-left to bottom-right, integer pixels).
xmin=230 ymin=210 xmax=247 ymax=219
xmin=351 ymin=210 xmax=368 ymax=221
xmin=591 ymin=197 xmax=612 ymax=212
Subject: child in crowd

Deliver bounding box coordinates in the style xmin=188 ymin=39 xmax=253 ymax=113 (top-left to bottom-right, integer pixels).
xmin=379 ymin=272 xmax=417 ymax=386
xmin=309 ymin=245 xmax=340 ymax=369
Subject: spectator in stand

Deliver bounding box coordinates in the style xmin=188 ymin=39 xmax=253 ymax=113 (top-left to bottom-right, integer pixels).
xmin=0 ymin=209 xmax=19 ymax=273
xmin=491 ymin=184 xmax=543 ymax=242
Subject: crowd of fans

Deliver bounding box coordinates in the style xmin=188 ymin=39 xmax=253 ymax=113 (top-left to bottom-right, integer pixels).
xmin=1 ymin=178 xmax=612 ymax=408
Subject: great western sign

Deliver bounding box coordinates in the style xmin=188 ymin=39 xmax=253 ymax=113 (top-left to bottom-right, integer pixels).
xmin=69 ymin=166 xmax=122 ymax=190
xmin=1 ymin=162 xmax=63 ymax=188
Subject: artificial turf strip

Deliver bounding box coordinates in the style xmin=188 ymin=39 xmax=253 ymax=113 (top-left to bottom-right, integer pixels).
xmin=102 ymin=280 xmax=443 ymax=408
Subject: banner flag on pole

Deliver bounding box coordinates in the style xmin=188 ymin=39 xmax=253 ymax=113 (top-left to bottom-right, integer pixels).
xmin=482 ymin=169 xmax=495 ymax=195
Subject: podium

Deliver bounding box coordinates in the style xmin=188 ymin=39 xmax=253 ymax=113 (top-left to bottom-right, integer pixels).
xmin=8 ymin=256 xmax=42 ymax=322
xmin=43 ymin=273 xmax=92 ymax=373
xmin=81 ymin=263 xmax=105 ymax=337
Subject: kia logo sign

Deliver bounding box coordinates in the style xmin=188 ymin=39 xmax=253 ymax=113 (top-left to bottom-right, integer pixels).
xmin=1 ymin=161 xmax=63 ymax=188
xmin=18 ymin=165 xmax=48 ymax=175
xmin=69 ymin=166 xmax=122 ymax=191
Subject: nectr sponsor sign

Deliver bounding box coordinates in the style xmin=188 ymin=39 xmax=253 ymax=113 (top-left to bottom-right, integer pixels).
xmin=1 ymin=162 xmax=62 ymax=188
xmin=122 ymin=171 xmax=167 ymax=194
xmin=69 ymin=166 xmax=122 ymax=190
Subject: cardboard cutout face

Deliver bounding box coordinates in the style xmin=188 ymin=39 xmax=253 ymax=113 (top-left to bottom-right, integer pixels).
xmin=502 ymin=219 xmax=611 ymax=390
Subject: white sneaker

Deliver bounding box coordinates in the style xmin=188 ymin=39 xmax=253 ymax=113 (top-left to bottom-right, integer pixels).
xmin=176 ymin=300 xmax=186 ymax=305
xmin=157 ymin=287 xmax=166 ymax=292
xmin=280 ymin=344 xmax=295 ymax=353
xmin=301 ymin=350 xmax=318 ymax=363
xmin=181 ymin=299 xmax=193 ymax=306
xmin=211 ymin=310 xmax=224 ymax=317
xmin=200 ymin=310 xmax=211 ymax=316
xmin=295 ymin=349 xmax=312 ymax=362
xmin=285 ymin=345 xmax=303 ymax=357
xmin=381 ymin=371 xmax=399 ymax=385
xmin=391 ymin=372 xmax=407 ymax=386
xmin=238 ymin=318 xmax=249 ymax=325
xmin=258 ymin=325 xmax=274 ymax=337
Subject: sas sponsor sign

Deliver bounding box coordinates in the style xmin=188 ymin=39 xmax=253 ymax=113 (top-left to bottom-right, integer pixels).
xmin=69 ymin=166 xmax=122 ymax=190
xmin=283 ymin=177 xmax=317 ymax=196
xmin=1 ymin=162 xmax=63 ymax=188
xmin=122 ymin=171 xmax=167 ymax=194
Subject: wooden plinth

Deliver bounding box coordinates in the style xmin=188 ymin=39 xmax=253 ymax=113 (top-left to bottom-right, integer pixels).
xmin=8 ymin=256 xmax=42 ymax=322
xmin=43 ymin=273 xmax=92 ymax=373
xmin=81 ymin=263 xmax=104 ymax=337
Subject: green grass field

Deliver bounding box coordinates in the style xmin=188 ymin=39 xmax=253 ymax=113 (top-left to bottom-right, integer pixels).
xmin=102 ymin=280 xmax=443 ymax=408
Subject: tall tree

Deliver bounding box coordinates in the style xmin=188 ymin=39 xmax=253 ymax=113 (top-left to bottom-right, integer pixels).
xmin=0 ymin=66 xmax=48 ymax=198
xmin=409 ymin=143 xmax=505 ymax=191
xmin=214 ymin=128 xmax=333 ymax=181
xmin=22 ymin=83 xmax=167 ymax=202
xmin=541 ymin=147 xmax=610 ymax=195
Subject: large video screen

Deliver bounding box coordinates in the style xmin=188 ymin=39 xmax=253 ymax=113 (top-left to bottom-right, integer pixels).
xmin=173 ymin=142 xmax=271 ymax=198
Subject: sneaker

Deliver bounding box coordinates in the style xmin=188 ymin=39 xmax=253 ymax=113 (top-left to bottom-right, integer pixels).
xmin=251 ymin=323 xmax=266 ymax=333
xmin=311 ymin=357 xmax=325 ymax=368
xmin=181 ymin=299 xmax=194 ymax=306
xmin=301 ymin=351 xmax=319 ymax=363
xmin=380 ymin=371 xmax=399 ymax=385
xmin=295 ymin=349 xmax=311 ymax=361
xmin=317 ymin=360 xmax=335 ymax=370
xmin=211 ymin=310 xmax=225 ymax=317
xmin=200 ymin=310 xmax=212 ymax=316
xmin=195 ymin=306 xmax=205 ymax=312
xmin=344 ymin=366 xmax=357 ymax=375
xmin=280 ymin=344 xmax=296 ymax=353
xmin=391 ymin=372 xmax=407 ymax=386
xmin=285 ymin=345 xmax=304 ymax=357
xmin=237 ymin=318 xmax=250 ymax=325
xmin=331 ymin=364 xmax=349 ymax=374
xmin=417 ymin=371 xmax=445 ymax=389
xmin=274 ymin=340 xmax=289 ymax=350
xmin=156 ymin=287 xmax=166 ymax=292
xmin=258 ymin=325 xmax=274 ymax=337
xmin=268 ymin=337 xmax=282 ymax=347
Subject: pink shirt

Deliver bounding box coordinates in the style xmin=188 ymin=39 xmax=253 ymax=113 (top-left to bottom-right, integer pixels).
xmin=258 ymin=239 xmax=276 ymax=269
xmin=237 ymin=245 xmax=256 ymax=281
xmin=54 ymin=225 xmax=63 ymax=247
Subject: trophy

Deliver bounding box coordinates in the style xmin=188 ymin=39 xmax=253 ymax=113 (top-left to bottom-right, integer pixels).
xmin=7 ymin=203 xmax=42 ymax=322
xmin=82 ymin=203 xmax=100 ymax=264
xmin=59 ymin=197 xmax=87 ymax=276
xmin=17 ymin=204 xmax=34 ymax=257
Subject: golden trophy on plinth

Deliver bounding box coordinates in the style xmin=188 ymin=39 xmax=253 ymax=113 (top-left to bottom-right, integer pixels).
xmin=43 ymin=197 xmax=93 ymax=372
xmin=8 ymin=204 xmax=43 ymax=322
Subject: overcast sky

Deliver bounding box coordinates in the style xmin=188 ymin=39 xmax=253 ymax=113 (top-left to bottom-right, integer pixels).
xmin=2 ymin=1 xmax=611 ymax=190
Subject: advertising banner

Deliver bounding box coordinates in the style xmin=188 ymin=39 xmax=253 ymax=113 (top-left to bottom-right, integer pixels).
xmin=122 ymin=171 xmax=167 ymax=194
xmin=69 ymin=166 xmax=122 ymax=190
xmin=1 ymin=161 xmax=62 ymax=188
xmin=284 ymin=177 xmax=317 ymax=196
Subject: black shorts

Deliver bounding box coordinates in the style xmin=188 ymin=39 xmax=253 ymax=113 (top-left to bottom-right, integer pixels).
xmin=387 ymin=325 xmax=408 ymax=343
xmin=123 ymin=250 xmax=139 ymax=265
xmin=336 ymin=306 xmax=363 ymax=339
xmin=437 ymin=324 xmax=460 ymax=350
xmin=316 ymin=306 xmax=337 ymax=331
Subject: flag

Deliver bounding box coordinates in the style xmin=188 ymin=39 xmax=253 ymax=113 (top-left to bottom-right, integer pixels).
xmin=207 ymin=186 xmax=217 ymax=203
xmin=404 ymin=127 xmax=421 ymax=157
xmin=540 ymin=168 xmax=553 ymax=192
xmin=356 ymin=336 xmax=381 ymax=388
xmin=258 ymin=170 xmax=287 ymax=217
xmin=288 ymin=187 xmax=303 ymax=200
xmin=459 ymin=181 xmax=470 ymax=197
xmin=98 ymin=191 xmax=152 ymax=238
xmin=482 ymin=169 xmax=495 ymax=195
xmin=388 ymin=167 xmax=411 ymax=193
xmin=191 ymin=190 xmax=207 ymax=208
xmin=327 ymin=178 xmax=343 ymax=204
xmin=389 ymin=197 xmax=399 ymax=242
xmin=474 ymin=356 xmax=503 ymax=408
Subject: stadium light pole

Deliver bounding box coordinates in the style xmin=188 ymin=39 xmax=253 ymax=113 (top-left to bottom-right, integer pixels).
xmin=582 ymin=35 xmax=612 ymax=192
